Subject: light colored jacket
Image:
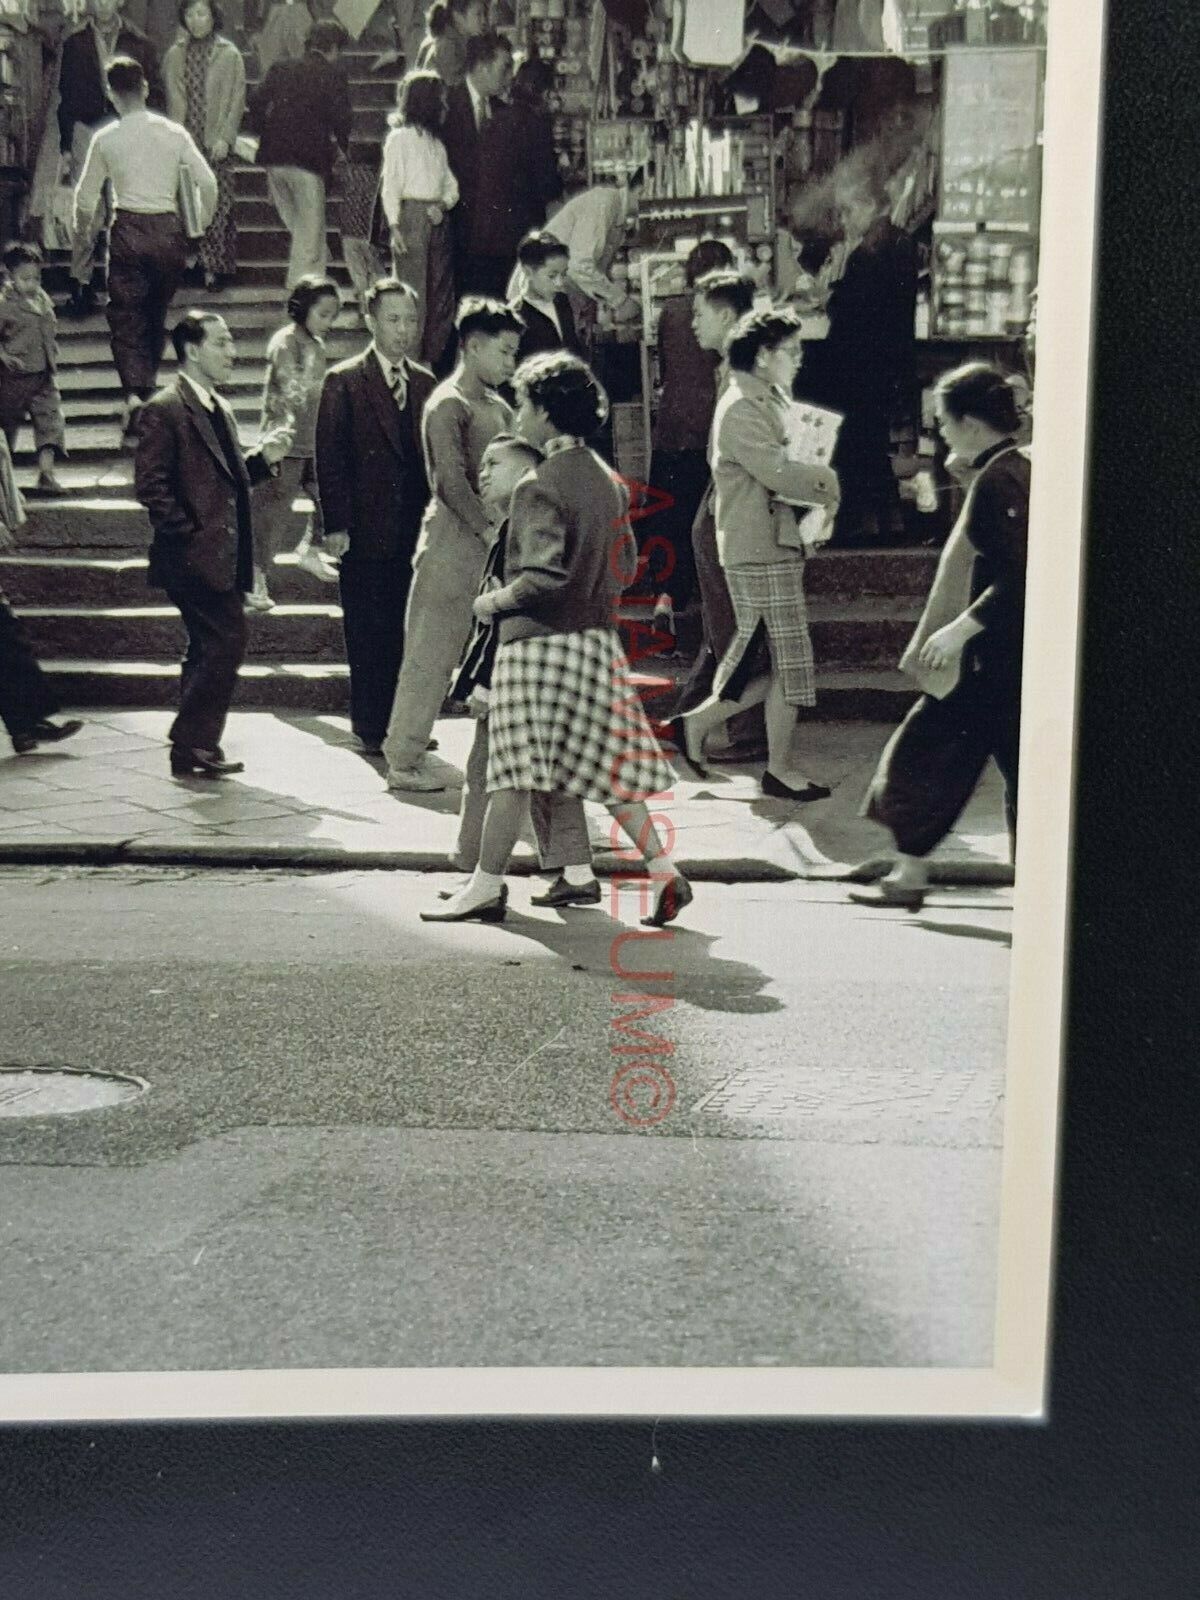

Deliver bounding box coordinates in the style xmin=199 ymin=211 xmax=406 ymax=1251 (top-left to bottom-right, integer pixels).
xmin=0 ymin=283 xmax=58 ymax=375
xmin=712 ymin=371 xmax=839 ymax=568
xmin=260 ymin=322 xmax=327 ymax=459
xmin=163 ymin=34 xmax=246 ymax=154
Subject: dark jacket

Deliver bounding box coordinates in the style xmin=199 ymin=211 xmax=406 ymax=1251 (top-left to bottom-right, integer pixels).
xmin=58 ymin=22 xmax=165 ymax=151
xmin=314 ymin=349 xmax=436 ymax=561
xmin=469 ymin=99 xmax=562 ymax=259
xmin=821 ymin=217 xmax=918 ymax=407
xmin=492 ymin=442 xmax=635 ymax=645
xmin=246 ymin=50 xmax=352 ymax=182
xmin=514 ymin=294 xmax=581 ymax=364
xmin=135 ymin=378 xmax=274 ymax=594
xmin=652 ymin=294 xmax=721 ymax=453
xmin=962 ymin=440 xmax=1030 ymax=683
xmin=441 ymin=81 xmax=499 ymax=249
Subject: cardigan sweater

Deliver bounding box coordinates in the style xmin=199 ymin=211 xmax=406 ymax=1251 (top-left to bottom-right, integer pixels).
xmin=711 ymin=371 xmax=840 ymax=568
xmin=0 ymin=283 xmax=58 ymax=376
xmin=163 ymin=34 xmax=247 ymax=154
xmin=491 ymin=440 xmax=635 ymax=645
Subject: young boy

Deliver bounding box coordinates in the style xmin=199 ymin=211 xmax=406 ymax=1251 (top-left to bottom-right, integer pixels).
xmin=511 ymin=231 xmax=582 ymax=364
xmin=0 ymin=243 xmax=66 ymax=494
xmin=382 ymin=297 xmax=523 ymax=792
xmin=446 ymin=431 xmax=598 ymax=901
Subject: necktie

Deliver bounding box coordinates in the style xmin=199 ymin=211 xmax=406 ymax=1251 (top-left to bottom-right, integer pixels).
xmin=390 ymin=364 xmax=407 ymax=411
xmin=476 ymin=95 xmax=490 ymax=131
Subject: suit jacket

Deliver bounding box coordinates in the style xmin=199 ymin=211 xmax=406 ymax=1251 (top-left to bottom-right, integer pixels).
xmin=135 ymin=378 xmax=273 ymax=594
xmin=314 ymin=350 xmax=436 ymax=561
xmin=58 ymin=23 xmax=165 ymax=151
xmin=514 ymin=295 xmax=581 ymax=364
xmin=442 ymin=82 xmax=499 ymax=250
xmin=246 ymin=50 xmax=352 ymax=182
xmin=469 ymin=100 xmax=562 ymax=259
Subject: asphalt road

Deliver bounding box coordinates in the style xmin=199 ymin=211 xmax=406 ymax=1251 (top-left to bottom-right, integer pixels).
xmin=0 ymin=867 xmax=1012 ymax=1371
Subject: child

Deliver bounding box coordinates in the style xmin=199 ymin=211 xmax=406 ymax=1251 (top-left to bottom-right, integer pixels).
xmin=251 ymin=274 xmax=342 ymax=609
xmin=0 ymin=434 xmax=82 ymax=754
xmin=382 ymin=296 xmax=521 ymax=791
xmin=447 ymin=431 xmax=599 ymax=903
xmin=0 ymin=242 xmax=66 ymax=495
xmin=380 ymin=70 xmax=459 ymax=370
xmin=421 ymin=351 xmax=689 ymax=927
xmin=511 ymin=231 xmax=581 ymax=365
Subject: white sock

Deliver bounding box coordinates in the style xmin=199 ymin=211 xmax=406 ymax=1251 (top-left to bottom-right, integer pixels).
xmin=563 ymin=863 xmax=595 ymax=886
xmin=467 ymin=867 xmax=503 ymax=897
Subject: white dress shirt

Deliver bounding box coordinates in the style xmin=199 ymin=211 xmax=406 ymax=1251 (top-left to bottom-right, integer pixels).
xmin=74 ymin=109 xmax=218 ymax=235
xmin=467 ymin=78 xmax=490 ymax=130
xmin=180 ymin=371 xmax=216 ymax=411
xmin=380 ymin=126 xmax=459 ymax=224
xmin=544 ymin=185 xmax=630 ymax=307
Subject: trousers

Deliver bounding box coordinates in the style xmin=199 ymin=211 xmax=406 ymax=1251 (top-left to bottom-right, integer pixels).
xmin=382 ymin=522 xmax=487 ymax=772
xmin=864 ymin=666 xmax=1021 ymax=859
xmin=338 ymin=555 xmax=413 ymax=745
xmin=106 ymin=211 xmax=188 ymax=399
xmin=391 ymin=204 xmax=455 ymax=369
xmin=455 ymin=714 xmax=592 ymax=872
xmin=266 ymin=166 xmax=327 ymax=289
xmin=0 ymin=587 xmax=58 ymax=740
xmin=164 ymin=579 xmax=249 ymax=752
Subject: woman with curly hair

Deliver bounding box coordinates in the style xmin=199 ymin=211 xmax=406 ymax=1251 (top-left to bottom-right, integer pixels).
xmin=422 ymin=352 xmax=691 ymax=928
xmin=380 ymin=70 xmax=459 ymax=368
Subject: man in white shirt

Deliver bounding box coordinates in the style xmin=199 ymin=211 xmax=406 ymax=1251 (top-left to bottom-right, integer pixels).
xmin=74 ymin=55 xmax=216 ymax=447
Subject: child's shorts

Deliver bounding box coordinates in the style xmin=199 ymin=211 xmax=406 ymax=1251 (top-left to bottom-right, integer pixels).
xmin=0 ymin=370 xmax=66 ymax=454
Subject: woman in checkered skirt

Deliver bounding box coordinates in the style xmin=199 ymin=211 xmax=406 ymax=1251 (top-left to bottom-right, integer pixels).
xmin=671 ymin=307 xmax=842 ymax=802
xmin=422 ymin=353 xmax=692 ymax=928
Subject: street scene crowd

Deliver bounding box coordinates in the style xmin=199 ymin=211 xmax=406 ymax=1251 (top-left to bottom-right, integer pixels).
xmin=0 ymin=0 xmax=1030 ymax=927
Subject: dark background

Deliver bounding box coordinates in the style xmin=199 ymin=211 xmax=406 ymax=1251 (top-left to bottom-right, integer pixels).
xmin=2 ymin=2 xmax=1196 ymax=1592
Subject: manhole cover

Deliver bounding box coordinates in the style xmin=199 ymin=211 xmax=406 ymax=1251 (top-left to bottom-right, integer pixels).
xmin=0 ymin=1064 xmax=147 ymax=1118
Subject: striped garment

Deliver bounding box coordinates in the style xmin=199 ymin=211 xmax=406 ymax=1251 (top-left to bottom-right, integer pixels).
xmin=715 ymin=559 xmax=817 ymax=708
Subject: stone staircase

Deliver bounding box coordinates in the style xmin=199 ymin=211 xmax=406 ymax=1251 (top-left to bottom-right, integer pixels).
xmin=0 ymin=37 xmax=932 ymax=724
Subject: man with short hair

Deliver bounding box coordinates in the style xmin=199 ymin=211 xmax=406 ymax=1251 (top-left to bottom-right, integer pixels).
xmin=442 ymin=31 xmax=514 ymax=298
xmin=74 ymin=56 xmax=216 ymax=448
xmin=382 ymin=297 xmax=521 ymax=792
xmin=133 ymin=311 xmax=292 ymax=777
xmin=315 ymin=279 xmax=438 ymax=755
xmin=246 ymin=19 xmax=354 ymax=290
xmin=58 ymin=0 xmax=165 ymax=318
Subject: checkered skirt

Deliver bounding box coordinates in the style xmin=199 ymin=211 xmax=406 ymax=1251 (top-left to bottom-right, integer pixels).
xmin=487 ymin=628 xmax=675 ymax=804
xmin=715 ymin=558 xmax=817 ymax=708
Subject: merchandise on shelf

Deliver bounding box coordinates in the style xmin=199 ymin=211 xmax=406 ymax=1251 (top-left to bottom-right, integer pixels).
xmin=931 ymin=225 xmax=1036 ymax=339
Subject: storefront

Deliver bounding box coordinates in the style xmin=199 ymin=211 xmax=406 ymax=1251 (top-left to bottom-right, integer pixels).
xmin=508 ymin=0 xmax=1044 ymax=540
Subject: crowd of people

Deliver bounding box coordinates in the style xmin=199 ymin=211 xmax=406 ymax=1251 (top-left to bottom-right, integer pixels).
xmin=0 ymin=0 xmax=1031 ymax=926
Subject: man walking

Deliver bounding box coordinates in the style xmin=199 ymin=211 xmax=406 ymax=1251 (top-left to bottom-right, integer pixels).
xmin=58 ymin=0 xmax=165 ymax=318
xmin=246 ymin=20 xmax=353 ymax=291
xmin=73 ymin=56 xmax=217 ymax=450
xmin=315 ymin=279 xmax=437 ymax=755
xmin=134 ymin=311 xmax=291 ymax=777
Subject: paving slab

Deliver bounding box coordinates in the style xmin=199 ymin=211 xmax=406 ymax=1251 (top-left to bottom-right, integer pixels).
xmin=0 ymin=709 xmax=1013 ymax=884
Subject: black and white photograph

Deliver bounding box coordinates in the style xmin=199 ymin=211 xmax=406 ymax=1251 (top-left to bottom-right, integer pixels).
xmin=0 ymin=0 xmax=1100 ymax=1420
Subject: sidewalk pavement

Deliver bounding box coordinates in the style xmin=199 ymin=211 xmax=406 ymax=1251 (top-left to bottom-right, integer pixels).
xmin=0 ymin=710 xmax=1013 ymax=884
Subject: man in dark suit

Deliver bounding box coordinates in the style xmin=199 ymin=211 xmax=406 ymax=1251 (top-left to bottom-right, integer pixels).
xmin=315 ymin=279 xmax=436 ymax=755
xmin=245 ymin=20 xmax=353 ymax=290
xmin=134 ymin=311 xmax=292 ymax=777
xmin=442 ymin=31 xmax=513 ymax=299
xmin=57 ymin=0 xmax=165 ymax=317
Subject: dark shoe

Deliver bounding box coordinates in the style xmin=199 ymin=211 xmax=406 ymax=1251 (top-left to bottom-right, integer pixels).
xmin=761 ymin=770 xmax=831 ymax=803
xmin=31 ymin=718 xmax=83 ymax=745
xmin=63 ymin=283 xmax=96 ymax=318
xmin=170 ymin=745 xmax=245 ymax=777
xmin=426 ymin=737 xmax=439 ymax=752
xmin=531 ymin=875 xmax=602 ymax=908
xmin=354 ymin=736 xmax=384 ymax=756
xmin=848 ymin=881 xmax=926 ymax=911
xmin=666 ymin=716 xmax=709 ymax=780
xmin=10 ymin=731 xmax=39 ymax=754
xmin=641 ymin=872 xmax=693 ymax=928
xmin=420 ymin=884 xmax=508 ymax=923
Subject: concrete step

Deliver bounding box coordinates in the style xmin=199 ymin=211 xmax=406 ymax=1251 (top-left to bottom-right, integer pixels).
xmin=35 ymin=658 xmax=917 ymax=721
xmin=2 ymin=550 xmax=329 ymax=604
xmin=18 ymin=603 xmax=345 ymax=661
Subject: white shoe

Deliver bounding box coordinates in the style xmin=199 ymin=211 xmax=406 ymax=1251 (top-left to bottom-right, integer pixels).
xmin=296 ymin=545 xmax=340 ymax=583
xmin=244 ymin=587 xmax=275 ymax=614
xmin=386 ymin=757 xmax=446 ymax=793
